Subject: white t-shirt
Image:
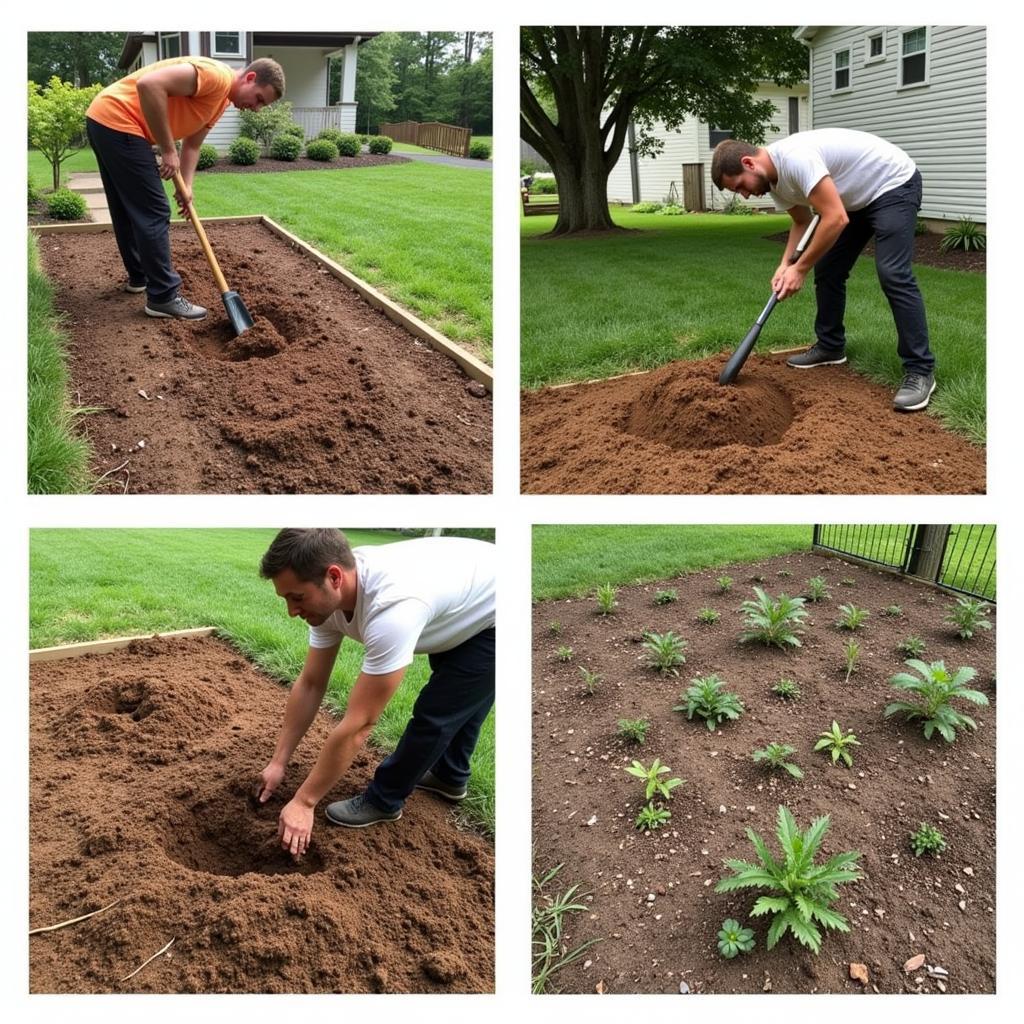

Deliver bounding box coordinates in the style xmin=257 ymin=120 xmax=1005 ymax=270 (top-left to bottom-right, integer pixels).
xmin=766 ymin=129 xmax=916 ymax=213
xmin=307 ymin=537 xmax=496 ymax=675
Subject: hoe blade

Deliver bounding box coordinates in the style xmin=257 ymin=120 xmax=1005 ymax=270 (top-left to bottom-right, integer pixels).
xmin=222 ymin=290 xmax=254 ymax=336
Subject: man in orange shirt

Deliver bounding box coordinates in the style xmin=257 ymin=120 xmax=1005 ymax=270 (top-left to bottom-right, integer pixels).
xmin=86 ymin=56 xmax=284 ymax=319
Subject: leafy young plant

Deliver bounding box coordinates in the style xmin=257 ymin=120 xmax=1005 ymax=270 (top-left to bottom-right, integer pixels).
xmin=898 ymin=634 xmax=926 ymax=658
xmin=532 ymin=864 xmax=601 ymax=993
xmin=840 ymin=578 xmax=856 ymax=587
xmin=696 ymin=607 xmax=721 ymax=624
xmin=624 ymin=758 xmax=684 ymax=801
xmin=579 ymin=666 xmax=601 ymax=694
xmin=836 ymin=603 xmax=869 ymax=630
xmin=777 ymin=569 xmax=793 ymax=578
xmin=881 ymin=604 xmax=903 ymax=618
xmin=715 ymin=806 xmax=862 ymax=954
xmin=884 ymin=659 xmax=989 ymax=742
xmin=635 ymin=802 xmax=672 ymax=831
xmin=675 ymin=674 xmax=745 ymax=731
xmin=555 ymin=645 xmax=573 ymax=662
xmin=717 ymin=918 xmax=755 ymax=959
xmin=548 ymin=621 xmax=562 ymax=636
xmin=752 ymin=743 xmax=804 ymax=779
xmin=814 ymin=721 xmax=861 ymax=767
xmin=642 ymin=631 xmax=688 ymax=675
xmin=939 ymin=216 xmax=986 ymax=253
xmin=805 ymin=576 xmax=830 ymax=602
xmin=617 ymin=717 xmax=649 ymax=745
xmin=717 ymin=575 xmax=734 ymax=593
xmin=595 ymin=582 xmax=618 ymax=615
xmin=653 ymin=588 xmax=678 ymax=605
xmin=842 ymin=640 xmax=860 ymax=683
xmin=738 ymin=587 xmax=808 ymax=649
xmin=772 ymin=678 xmax=801 ymax=700
xmin=910 ymin=823 xmax=947 ymax=857
xmin=944 ymin=596 xmax=993 ymax=640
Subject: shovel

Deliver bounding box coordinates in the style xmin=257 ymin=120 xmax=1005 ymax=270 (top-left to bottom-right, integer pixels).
xmin=172 ymin=170 xmax=254 ymax=336
xmin=718 ymin=213 xmax=820 ymax=385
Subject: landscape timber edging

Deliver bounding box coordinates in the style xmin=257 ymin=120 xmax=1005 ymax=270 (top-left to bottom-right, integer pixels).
xmin=29 ymin=627 xmax=218 ymax=663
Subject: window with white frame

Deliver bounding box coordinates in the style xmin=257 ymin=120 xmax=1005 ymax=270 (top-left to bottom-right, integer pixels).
xmin=212 ymin=32 xmax=242 ymax=57
xmin=865 ymin=31 xmax=885 ymax=63
xmin=901 ymin=27 xmax=928 ymax=86
xmin=709 ymin=127 xmax=733 ymax=148
xmin=833 ymin=48 xmax=851 ymax=90
xmin=158 ymin=33 xmax=181 ymax=59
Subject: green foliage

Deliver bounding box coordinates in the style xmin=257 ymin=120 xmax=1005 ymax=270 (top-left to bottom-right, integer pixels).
xmin=548 ymin=621 xmax=562 ymax=636
xmin=238 ymin=100 xmax=295 ymax=148
xmin=305 ymin=138 xmax=338 ymax=161
xmin=28 ymin=177 xmax=40 ymax=207
xmin=469 ymin=139 xmax=491 ymax=159
xmin=555 ymin=645 xmax=573 ymax=662
xmin=624 ymin=758 xmax=684 ymax=801
xmin=898 ymin=635 xmax=926 ymax=658
xmin=281 ymin=122 xmax=306 ymax=140
xmin=269 ymin=134 xmax=302 ymax=161
xmin=696 ymin=607 xmax=721 ymax=624
xmin=228 ymin=136 xmax=260 ymax=165
xmin=27 ymin=76 xmax=102 ymax=191
xmin=531 ymin=177 xmax=558 ymax=194
xmin=45 ymin=187 xmax=86 ymax=220
xmin=840 ymin=578 xmax=856 ymax=587
xmin=723 ymin=193 xmax=756 ymax=215
xmin=316 ymin=127 xmax=344 ymax=146
xmin=715 ymin=806 xmax=862 ymax=954
xmin=635 ymin=802 xmax=671 ymax=831
xmin=196 ymin=143 xmax=219 ymax=170
xmin=939 ymin=217 xmax=986 ymax=253
xmin=944 ymin=596 xmax=992 ymax=640
xmin=642 ymin=630 xmax=688 ymax=675
xmin=717 ymin=575 xmax=734 ymax=593
xmin=617 ymin=717 xmax=649 ymax=745
xmin=910 ymin=823 xmax=947 ymax=857
xmin=884 ymin=659 xmax=988 ymax=742
xmin=717 ymin=919 xmax=755 ymax=958
xmin=595 ymin=582 xmax=618 ymax=615
xmin=915 ymin=217 xmax=929 ymax=235
xmin=578 ymin=666 xmax=601 ymax=695
xmin=836 ymin=603 xmax=869 ymax=631
xmin=532 ymin=863 xmax=601 ymax=994
xmin=772 ymin=678 xmax=800 ymax=700
xmin=881 ymin=604 xmax=903 ymax=617
xmin=335 ymin=132 xmax=361 ymax=157
xmin=842 ymin=640 xmax=860 ymax=683
xmin=804 ymin=576 xmax=830 ymax=602
xmin=814 ymin=721 xmax=861 ymax=767
xmin=675 ymin=674 xmax=744 ymax=731
xmin=657 ymin=204 xmax=685 ymax=215
xmin=653 ymin=588 xmax=677 ymax=605
xmin=738 ymin=587 xmax=808 ymax=649
xmin=752 ymin=743 xmax=803 ymax=779
xmin=777 ymin=569 xmax=793 ymax=578
xmin=368 ymin=134 xmax=393 ymax=154
xmin=631 ymin=201 xmax=663 ymax=213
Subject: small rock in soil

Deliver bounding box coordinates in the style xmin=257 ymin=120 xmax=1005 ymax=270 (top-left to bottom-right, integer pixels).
xmin=849 ymin=963 xmax=870 ymax=986
xmin=904 ymin=954 xmax=926 ymax=973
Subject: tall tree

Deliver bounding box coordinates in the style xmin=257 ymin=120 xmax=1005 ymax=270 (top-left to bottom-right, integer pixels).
xmin=28 ymin=32 xmax=125 ymax=87
xmin=521 ymin=27 xmax=807 ymax=236
xmin=354 ymin=33 xmax=398 ymax=133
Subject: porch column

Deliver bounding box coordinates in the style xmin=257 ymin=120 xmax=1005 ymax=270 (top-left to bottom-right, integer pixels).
xmin=340 ymin=42 xmax=358 ymax=104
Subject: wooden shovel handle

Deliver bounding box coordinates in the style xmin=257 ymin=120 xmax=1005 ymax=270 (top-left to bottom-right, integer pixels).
xmin=172 ymin=170 xmax=229 ymax=295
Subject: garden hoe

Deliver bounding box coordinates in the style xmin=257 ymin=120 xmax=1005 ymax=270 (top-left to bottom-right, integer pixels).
xmin=718 ymin=213 xmax=820 ymax=385
xmin=173 ymin=170 xmax=254 ymax=336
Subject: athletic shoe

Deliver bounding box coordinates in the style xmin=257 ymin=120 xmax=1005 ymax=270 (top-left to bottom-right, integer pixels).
xmin=786 ymin=344 xmax=848 ymax=369
xmin=124 ymin=279 xmax=147 ymax=293
xmin=144 ymin=295 xmax=208 ymax=320
xmin=415 ymin=769 xmax=468 ymax=802
xmin=892 ymin=372 xmax=936 ymax=412
xmin=324 ymin=793 xmax=402 ymax=828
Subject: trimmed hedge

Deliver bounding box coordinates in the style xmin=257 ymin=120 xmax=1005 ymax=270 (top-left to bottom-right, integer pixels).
xmin=469 ymin=140 xmax=491 ymax=160
xmin=281 ymin=122 xmax=306 ymax=140
xmin=335 ymin=132 xmax=361 ymax=157
xmin=196 ymin=143 xmax=219 ymax=170
xmin=46 ymin=188 xmax=87 ymax=221
xmin=270 ymin=134 xmax=302 ymax=161
xmin=306 ymin=138 xmax=338 ymax=161
xmin=316 ymin=128 xmax=344 ymax=147
xmin=228 ymin=136 xmax=260 ymax=165
xmin=368 ymin=135 xmax=393 ymax=155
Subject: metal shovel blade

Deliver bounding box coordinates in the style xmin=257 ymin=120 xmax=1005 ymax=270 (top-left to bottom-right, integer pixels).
xmin=222 ymin=290 xmax=254 ymax=336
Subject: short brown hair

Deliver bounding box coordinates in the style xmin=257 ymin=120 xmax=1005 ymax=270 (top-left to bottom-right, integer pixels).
xmin=245 ymin=57 xmax=285 ymax=99
xmin=711 ymin=139 xmax=759 ymax=189
xmin=260 ymin=528 xmax=354 ymax=581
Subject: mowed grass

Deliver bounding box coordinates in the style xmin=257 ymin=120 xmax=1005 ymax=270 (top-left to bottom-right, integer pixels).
xmin=533 ymin=525 xmax=813 ymax=600
xmin=521 ymin=211 xmax=986 ymax=443
xmin=30 ymin=528 xmax=495 ymax=835
xmin=28 ymin=147 xmax=98 ymax=189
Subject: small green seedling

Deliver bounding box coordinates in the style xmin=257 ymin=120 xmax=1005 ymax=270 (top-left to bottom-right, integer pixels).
xmin=696 ymin=607 xmax=721 ymax=624
xmin=675 ymin=674 xmax=745 ymax=731
xmin=617 ymin=717 xmax=649 ymax=745
xmin=624 ymin=758 xmax=684 ymax=801
xmin=814 ymin=720 xmax=861 ymax=767
xmin=843 ymin=640 xmax=860 ymax=683
xmin=635 ymin=802 xmax=671 ymax=831
xmin=777 ymin=569 xmax=793 ymax=578
xmin=717 ymin=575 xmax=734 ymax=593
xmin=642 ymin=630 xmax=688 ymax=675
xmin=945 ymin=596 xmax=993 ymax=640
xmin=752 ymin=742 xmax=803 ymax=779
xmin=717 ymin=919 xmax=755 ymax=959
xmin=653 ymin=589 xmax=678 ymax=605
xmin=840 ymin=578 xmax=857 ymax=587
xmin=772 ymin=678 xmax=801 ymax=700
xmin=898 ymin=635 xmax=926 ymax=658
xmin=881 ymin=604 xmax=903 ymax=618
xmin=910 ymin=823 xmax=947 ymax=857
xmin=836 ymin=603 xmax=869 ymax=630
xmin=595 ymin=583 xmax=618 ymax=616
xmin=555 ymin=645 xmax=573 ymax=662
xmin=884 ymin=659 xmax=989 ymax=742
xmin=738 ymin=587 xmax=808 ymax=648
xmin=579 ymin=666 xmax=601 ymax=695
xmin=548 ymin=621 xmax=562 ymax=636
xmin=805 ymin=576 xmax=830 ymax=603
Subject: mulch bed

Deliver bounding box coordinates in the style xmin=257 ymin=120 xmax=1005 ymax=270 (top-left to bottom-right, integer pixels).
xmin=30 ymin=635 xmax=494 ymax=993
xmin=532 ymin=549 xmax=995 ymax=994
xmin=521 ymin=352 xmax=985 ymax=495
xmin=36 ymin=221 xmax=491 ymax=494
xmin=200 ymin=154 xmax=411 ymax=174
xmin=764 ymin=231 xmax=985 ymax=273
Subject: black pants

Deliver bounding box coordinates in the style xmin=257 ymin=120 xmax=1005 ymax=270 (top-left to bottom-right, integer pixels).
xmin=86 ymin=117 xmax=181 ymax=304
xmin=365 ymin=627 xmax=495 ymax=813
xmin=814 ymin=170 xmax=934 ymax=374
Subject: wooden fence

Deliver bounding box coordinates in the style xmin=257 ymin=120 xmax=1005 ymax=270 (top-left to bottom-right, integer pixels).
xmin=379 ymin=120 xmax=471 ymax=158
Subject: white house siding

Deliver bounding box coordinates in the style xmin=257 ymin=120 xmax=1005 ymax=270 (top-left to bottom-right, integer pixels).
xmin=800 ymin=25 xmax=986 ymax=223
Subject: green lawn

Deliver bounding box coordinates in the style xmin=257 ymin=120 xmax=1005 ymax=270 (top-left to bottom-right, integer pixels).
xmin=521 ymin=211 xmax=986 ymax=443
xmin=533 ymin=525 xmax=813 ymax=600
xmin=28 ymin=147 xmax=98 ymax=188
xmin=30 ymin=528 xmax=495 ymax=834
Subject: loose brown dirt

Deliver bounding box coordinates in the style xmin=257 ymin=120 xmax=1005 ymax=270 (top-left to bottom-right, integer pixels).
xmin=37 ymin=222 xmax=491 ymax=493
xmin=521 ymin=353 xmax=984 ymax=494
xmin=30 ymin=635 xmax=494 ymax=993
xmin=533 ymin=551 xmax=995 ymax=994
xmin=200 ymin=154 xmax=411 ymax=174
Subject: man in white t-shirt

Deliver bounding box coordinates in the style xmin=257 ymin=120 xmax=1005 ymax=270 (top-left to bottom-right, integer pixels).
xmin=712 ymin=129 xmax=936 ymax=412
xmin=254 ymin=528 xmax=496 ymax=855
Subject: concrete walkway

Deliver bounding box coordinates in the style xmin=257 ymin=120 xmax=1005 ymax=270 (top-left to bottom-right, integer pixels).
xmin=68 ymin=172 xmax=111 ymax=224
xmin=400 ymin=151 xmax=492 ymax=171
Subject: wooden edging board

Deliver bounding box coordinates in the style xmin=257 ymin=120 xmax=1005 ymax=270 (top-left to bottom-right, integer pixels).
xmin=29 ymin=627 xmax=217 ymax=664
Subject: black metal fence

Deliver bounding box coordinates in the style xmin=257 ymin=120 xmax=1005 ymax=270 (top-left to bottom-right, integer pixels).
xmin=813 ymin=524 xmax=995 ymax=602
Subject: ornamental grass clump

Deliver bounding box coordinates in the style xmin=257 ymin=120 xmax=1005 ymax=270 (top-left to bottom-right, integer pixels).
xmin=752 ymin=742 xmax=803 ymax=779
xmin=717 ymin=919 xmax=755 ymax=959
xmin=884 ymin=659 xmax=988 ymax=742
xmin=642 ymin=631 xmax=687 ymax=675
xmin=715 ymin=806 xmax=862 ymax=954
xmin=653 ymin=588 xmax=677 ymax=605
xmin=675 ymin=674 xmax=744 ymax=731
xmin=814 ymin=721 xmax=861 ymax=767
xmin=836 ymin=603 xmax=869 ymax=631
xmin=805 ymin=576 xmax=830 ymax=602
xmin=717 ymin=575 xmax=734 ymax=593
xmin=595 ymin=582 xmax=618 ymax=615
xmin=555 ymin=645 xmax=573 ymax=662
xmin=624 ymin=758 xmax=684 ymax=801
xmin=738 ymin=588 xmax=808 ymax=649
xmin=944 ymin=596 xmax=993 ymax=640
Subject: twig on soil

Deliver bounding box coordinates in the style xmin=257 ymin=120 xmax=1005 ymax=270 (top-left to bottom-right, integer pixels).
xmin=94 ymin=458 xmax=130 ymax=488
xmin=29 ymin=897 xmax=122 ymax=935
xmin=119 ymin=937 xmax=175 ymax=982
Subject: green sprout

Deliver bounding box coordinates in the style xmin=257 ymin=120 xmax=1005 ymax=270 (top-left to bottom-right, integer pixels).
xmin=717 ymin=918 xmax=756 ymax=959
xmin=814 ymin=721 xmax=861 ymax=767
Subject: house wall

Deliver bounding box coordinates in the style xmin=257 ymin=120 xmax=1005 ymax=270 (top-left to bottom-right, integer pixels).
xmin=803 ymin=25 xmax=986 ymax=223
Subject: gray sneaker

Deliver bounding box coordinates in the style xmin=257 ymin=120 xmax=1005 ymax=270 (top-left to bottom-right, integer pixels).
xmin=324 ymin=793 xmax=402 ymax=828
xmin=415 ymin=769 xmax=468 ymax=802
xmin=144 ymin=295 xmax=207 ymax=320
xmin=893 ymin=372 xmax=936 ymax=412
xmin=786 ymin=343 xmax=847 ymax=368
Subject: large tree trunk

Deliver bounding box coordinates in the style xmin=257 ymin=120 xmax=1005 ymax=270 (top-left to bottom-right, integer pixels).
xmin=548 ymin=149 xmax=616 ymax=235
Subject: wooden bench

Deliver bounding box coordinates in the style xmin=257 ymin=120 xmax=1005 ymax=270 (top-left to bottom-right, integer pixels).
xmin=521 ymin=188 xmax=560 ymax=217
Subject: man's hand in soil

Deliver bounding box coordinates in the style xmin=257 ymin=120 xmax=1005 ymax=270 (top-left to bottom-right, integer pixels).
xmin=773 ymin=264 xmax=807 ymax=302
xmin=279 ymin=796 xmax=315 ymax=857
xmin=255 ymin=761 xmax=286 ymax=803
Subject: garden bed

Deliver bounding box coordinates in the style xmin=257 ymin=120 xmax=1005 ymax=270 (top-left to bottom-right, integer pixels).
xmin=35 ymin=219 xmax=491 ymax=494
xmin=764 ymin=231 xmax=986 ymax=274
xmin=532 ymin=549 xmax=995 ymax=994
xmin=201 ymin=154 xmax=411 ymax=174
xmin=30 ymin=634 xmax=494 ymax=993
xmin=521 ymin=353 xmax=984 ymax=494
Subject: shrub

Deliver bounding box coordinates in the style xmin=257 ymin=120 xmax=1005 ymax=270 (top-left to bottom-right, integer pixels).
xmin=717 ymin=919 xmax=755 ymax=959
xmin=316 ymin=128 xmax=344 ymax=147
xmin=238 ymin=100 xmax=295 ymax=148
xmin=752 ymin=742 xmax=803 ymax=779
xmin=910 ymin=823 xmax=947 ymax=857
xmin=676 ymin=674 xmax=744 ymax=731
xmin=196 ymin=143 xmax=219 ymax=170
xmin=739 ymin=588 xmax=808 ymax=649
xmin=578 ymin=666 xmax=601 ymax=695
xmin=696 ymin=607 xmax=721 ymax=624
xmin=805 ymin=576 xmax=830 ymax=602
xmin=630 ymin=201 xmax=663 ymax=213
xmin=642 ymin=631 xmax=687 ymax=675
xmin=617 ymin=717 xmax=649 ymax=745
xmin=520 ymin=159 xmax=538 ymax=176
xmin=270 ymin=134 xmax=302 ymax=161
xmin=898 ymin=635 xmax=926 ymax=658
xmin=281 ymin=122 xmax=306 ymax=140
xmin=228 ymin=136 xmax=260 ymax=165
xmin=469 ymin=139 xmax=491 ymax=159
xmin=594 ymin=583 xmax=618 ymax=615
xmin=944 ymin=596 xmax=993 ymax=640
xmin=531 ymin=177 xmax=558 ymax=194
xmin=624 ymin=758 xmax=684 ymax=801
xmin=814 ymin=721 xmax=861 ymax=767
xmin=306 ymin=138 xmax=338 ymax=161
xmin=939 ymin=216 xmax=986 ymax=252
xmin=335 ymin=132 xmax=361 ymax=157
xmin=715 ymin=806 xmax=862 ymax=954
xmin=722 ymin=194 xmax=756 ymax=215
xmin=717 ymin=575 xmax=734 ymax=593
xmin=368 ymin=134 xmax=393 ymax=155
xmin=915 ymin=217 xmax=929 ymax=236
xmin=656 ymin=204 xmax=685 ymax=215
xmin=836 ymin=603 xmax=869 ymax=631
xmin=884 ymin=659 xmax=988 ymax=742
xmin=28 ymin=177 xmax=40 ymax=207
xmin=635 ymin=802 xmax=671 ymax=831
xmin=653 ymin=588 xmax=677 ymax=605
xmin=45 ymin=188 xmax=87 ymax=220
xmin=772 ymin=678 xmax=800 ymax=700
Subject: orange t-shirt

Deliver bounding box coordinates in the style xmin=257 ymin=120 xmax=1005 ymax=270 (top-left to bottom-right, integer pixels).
xmin=87 ymin=56 xmax=234 ymax=143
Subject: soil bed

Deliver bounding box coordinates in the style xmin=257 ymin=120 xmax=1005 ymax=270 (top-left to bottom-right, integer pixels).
xmin=200 ymin=154 xmax=411 ymax=174
xmin=533 ymin=550 xmax=995 ymax=994
xmin=37 ymin=221 xmax=491 ymax=493
xmin=30 ymin=635 xmax=494 ymax=993
xmin=521 ymin=353 xmax=984 ymax=494
xmin=765 ymin=231 xmax=986 ymax=274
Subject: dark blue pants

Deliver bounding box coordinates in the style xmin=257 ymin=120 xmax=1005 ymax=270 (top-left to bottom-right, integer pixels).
xmin=365 ymin=627 xmax=495 ymax=814
xmin=814 ymin=169 xmax=934 ymax=374
xmin=86 ymin=118 xmax=182 ymax=304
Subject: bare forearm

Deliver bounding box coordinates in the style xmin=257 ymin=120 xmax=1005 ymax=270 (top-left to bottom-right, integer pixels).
xmin=137 ymin=83 xmax=175 ymax=153
xmin=179 ymin=142 xmax=201 ymax=185
xmin=793 ymin=214 xmax=847 ymax=273
xmin=294 ymin=721 xmax=366 ymax=807
xmin=271 ymin=677 xmax=326 ymax=767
